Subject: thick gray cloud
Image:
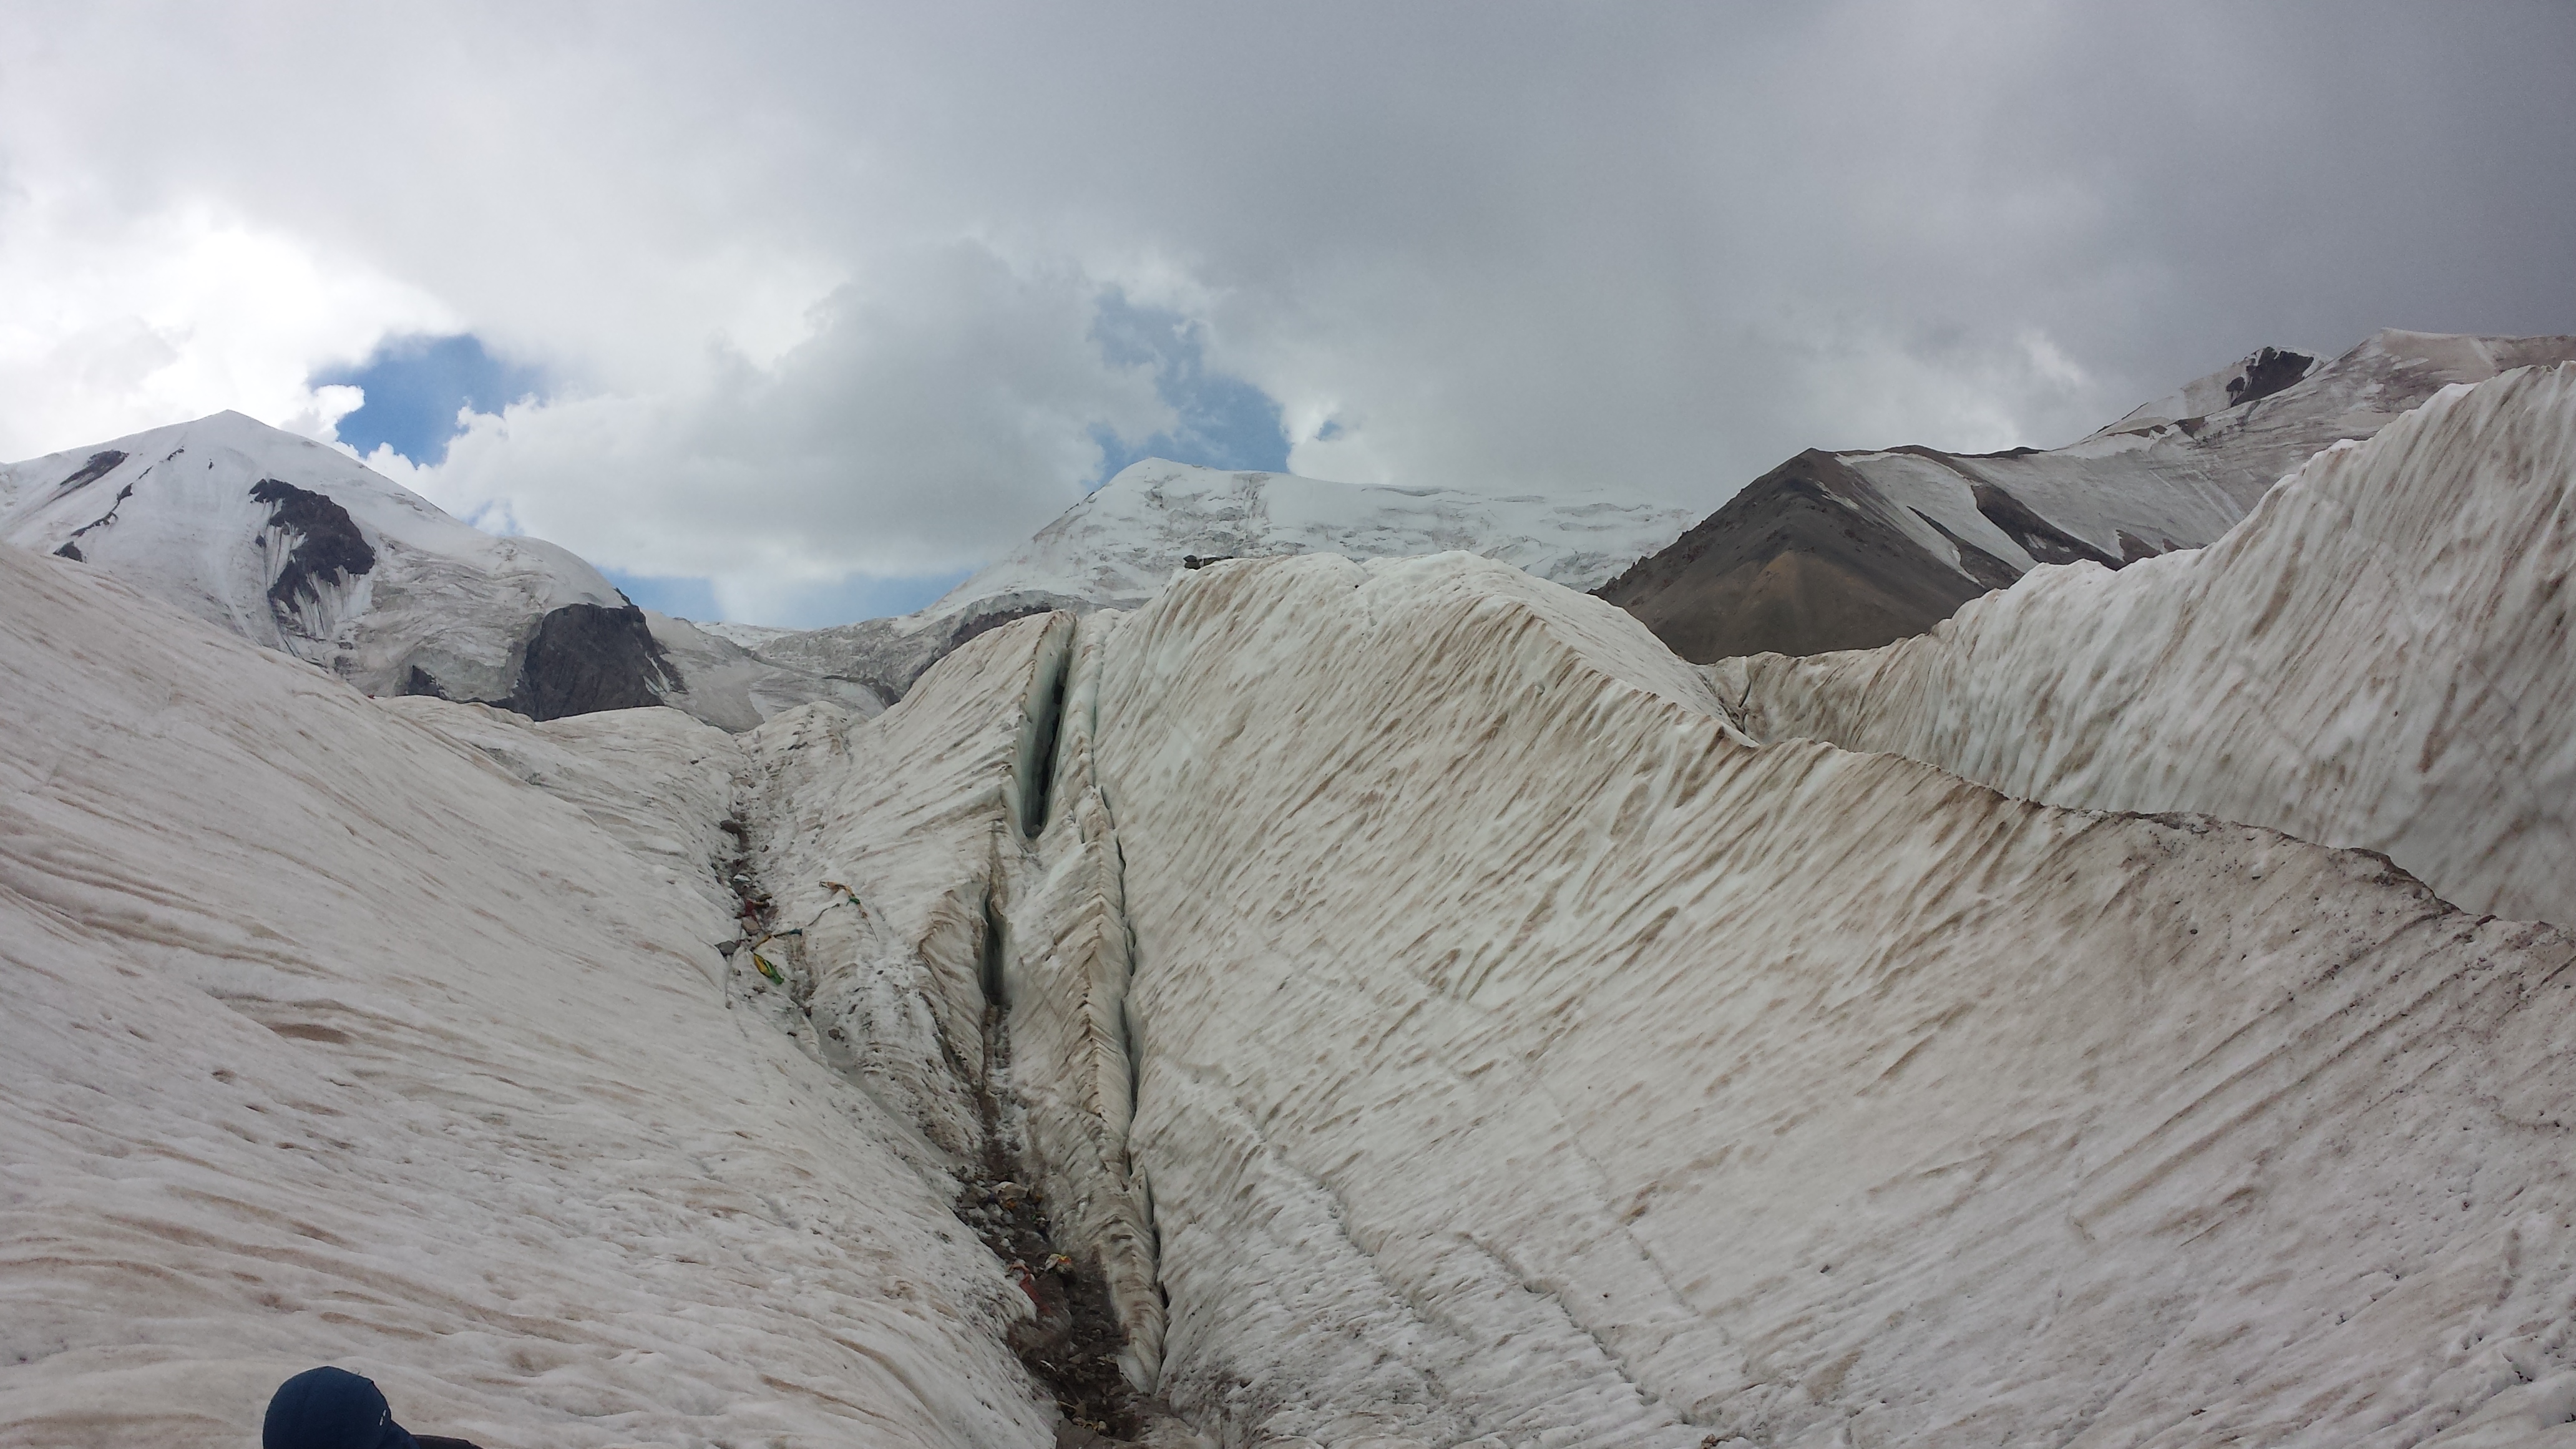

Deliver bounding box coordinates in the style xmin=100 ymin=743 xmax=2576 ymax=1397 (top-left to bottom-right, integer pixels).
xmin=2 ymin=1 xmax=2570 ymax=620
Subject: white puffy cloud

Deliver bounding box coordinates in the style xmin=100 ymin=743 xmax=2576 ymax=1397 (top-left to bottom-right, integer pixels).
xmin=0 ymin=185 xmax=450 ymax=457
xmin=378 ymin=243 xmax=1169 ymax=620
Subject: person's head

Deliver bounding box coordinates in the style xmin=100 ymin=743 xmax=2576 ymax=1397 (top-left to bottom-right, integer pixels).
xmin=262 ymin=1367 xmax=419 ymax=1449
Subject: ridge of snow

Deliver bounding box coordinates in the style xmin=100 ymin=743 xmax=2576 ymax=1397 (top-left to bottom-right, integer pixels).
xmin=1719 ymin=361 xmax=2576 ymax=928
xmin=0 ymin=412 xmax=872 ymax=730
xmin=1033 ymin=549 xmax=2576 ymax=1445
xmin=751 ymin=457 xmax=1704 ymax=708
xmin=1833 ymin=328 xmax=2576 ymax=575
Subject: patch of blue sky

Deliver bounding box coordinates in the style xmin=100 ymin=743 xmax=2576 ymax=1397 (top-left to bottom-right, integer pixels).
xmin=314 ymin=333 xmax=544 ymax=466
xmin=604 ymin=567 xmax=974 ymax=629
xmin=1089 ymin=290 xmax=1288 ymax=487
xmin=601 ymin=570 xmax=720 ymax=620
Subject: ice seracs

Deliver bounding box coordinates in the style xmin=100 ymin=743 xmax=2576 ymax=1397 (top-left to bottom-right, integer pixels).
xmin=746 ymin=457 xmax=1704 ymax=703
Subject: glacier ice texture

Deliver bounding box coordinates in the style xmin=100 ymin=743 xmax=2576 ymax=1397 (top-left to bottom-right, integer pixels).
xmin=4 ymin=364 xmax=2574 ymax=1447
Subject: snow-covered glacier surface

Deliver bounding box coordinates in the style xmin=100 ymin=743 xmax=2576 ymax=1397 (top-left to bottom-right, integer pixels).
xmin=0 ymin=549 xmax=1053 ymax=1447
xmin=1066 ymin=552 xmax=2576 ymax=1447
xmin=1716 ymin=363 xmax=2576 ymax=929
xmin=0 ymin=412 xmax=631 ymax=706
xmin=9 ymin=361 xmax=2576 ymax=1449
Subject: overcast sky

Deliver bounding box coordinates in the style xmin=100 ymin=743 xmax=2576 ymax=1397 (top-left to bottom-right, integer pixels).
xmin=4 ymin=2 xmax=2572 ymax=624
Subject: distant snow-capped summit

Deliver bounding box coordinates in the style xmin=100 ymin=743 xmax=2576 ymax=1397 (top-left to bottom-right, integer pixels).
xmin=747 ymin=458 xmax=1704 ymax=701
xmin=0 ymin=411 xmax=872 ymax=727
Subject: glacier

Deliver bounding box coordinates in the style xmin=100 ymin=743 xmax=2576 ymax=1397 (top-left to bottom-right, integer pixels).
xmin=3 ymin=362 xmax=2574 ymax=1448
xmin=0 ymin=552 xmax=1047 ymax=1446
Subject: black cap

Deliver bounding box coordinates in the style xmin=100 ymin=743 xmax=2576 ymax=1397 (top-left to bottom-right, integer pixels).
xmin=263 ymin=1367 xmax=421 ymax=1449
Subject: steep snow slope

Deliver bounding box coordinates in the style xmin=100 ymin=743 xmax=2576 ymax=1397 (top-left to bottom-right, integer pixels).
xmin=1600 ymin=329 xmax=2576 ymax=660
xmin=0 ymin=412 xmax=866 ymax=729
xmin=1028 ymin=552 xmax=2576 ymax=1447
xmin=751 ymin=459 xmax=1702 ymax=703
xmin=1716 ymin=363 xmax=2576 ymax=929
xmin=0 ymin=543 xmax=1061 ymax=1447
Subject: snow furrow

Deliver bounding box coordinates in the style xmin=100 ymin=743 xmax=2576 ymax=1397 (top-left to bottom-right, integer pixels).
xmin=1076 ymin=549 xmax=2576 ymax=1447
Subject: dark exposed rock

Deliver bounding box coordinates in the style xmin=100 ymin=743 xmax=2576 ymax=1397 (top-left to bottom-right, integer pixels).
xmin=1969 ymin=482 xmax=2122 ymax=568
xmin=1594 ymin=451 xmax=1996 ymax=661
xmin=504 ymin=602 xmax=680 ymax=721
xmin=2117 ymin=530 xmax=2170 ymax=565
xmin=1180 ymin=554 xmax=1235 ymax=570
xmin=950 ymin=602 xmax=1058 ymax=653
xmin=2227 ymin=346 xmax=2315 ymax=408
xmin=249 ymin=478 xmax=377 ymax=618
xmin=401 ymin=665 xmax=449 ymax=700
xmin=56 ymin=482 xmax=141 ymax=559
xmin=48 ymin=450 xmax=127 ymax=499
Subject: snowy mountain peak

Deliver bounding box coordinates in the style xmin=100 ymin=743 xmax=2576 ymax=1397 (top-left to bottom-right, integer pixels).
xmin=1 ymin=411 xmax=672 ymax=716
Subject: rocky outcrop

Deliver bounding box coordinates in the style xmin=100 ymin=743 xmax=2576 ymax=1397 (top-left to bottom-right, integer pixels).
xmin=1591 ymin=450 xmax=2005 ymax=659
xmin=502 ymin=601 xmax=680 ymax=721
xmin=250 ymin=477 xmax=378 ymax=620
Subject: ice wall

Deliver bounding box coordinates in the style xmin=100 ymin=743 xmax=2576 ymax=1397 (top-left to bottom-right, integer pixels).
xmin=1717 ymin=363 xmax=2576 ymax=928
xmin=1070 ymin=550 xmax=2576 ymax=1447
